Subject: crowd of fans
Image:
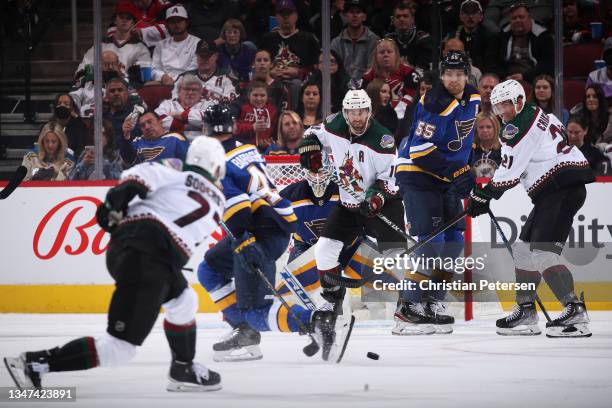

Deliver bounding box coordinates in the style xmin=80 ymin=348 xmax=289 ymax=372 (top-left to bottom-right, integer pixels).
xmin=17 ymin=0 xmax=612 ymax=180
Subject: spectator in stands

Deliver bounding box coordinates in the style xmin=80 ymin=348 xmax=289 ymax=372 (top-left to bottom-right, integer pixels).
xmin=155 ymin=74 xmax=209 ymax=141
xmin=484 ymin=0 xmax=554 ymax=33
xmin=567 ymin=115 xmax=611 ymax=173
xmin=265 ymin=110 xmax=304 ymax=155
xmin=441 ymin=37 xmax=482 ymax=86
xmin=175 ymin=39 xmax=239 ymax=107
xmin=471 ymin=111 xmax=502 ymax=178
xmin=235 ymin=81 xmax=278 ymax=151
xmin=586 ymin=40 xmax=612 ymax=100
xmin=488 ymin=3 xmax=554 ymax=82
xmin=563 ymin=0 xmax=590 ymax=43
xmin=51 ymin=93 xmax=90 ymax=158
xmin=447 ymin=0 xmax=496 ymax=73
xmin=296 ymin=80 xmax=323 ymax=129
xmin=151 ymin=4 xmax=200 ymax=85
xmin=305 ymin=50 xmax=350 ymax=114
xmin=331 ymin=0 xmax=379 ymax=82
xmin=251 ymin=49 xmax=289 ymax=113
xmin=366 ymin=78 xmax=398 ymax=138
xmin=532 ymin=74 xmax=569 ymax=125
xmin=217 ymin=19 xmax=257 ymax=83
xmin=260 ymin=0 xmax=320 ymax=109
xmin=310 ymin=0 xmax=347 ymax=42
xmin=70 ymin=120 xmax=123 ymax=180
xmin=78 ymin=4 xmax=151 ymax=88
xmin=185 ymin=0 xmax=239 ymax=44
xmin=22 ymin=122 xmax=74 ymax=181
xmin=362 ymin=38 xmax=420 ymax=120
xmin=384 ymin=3 xmax=432 ymax=70
xmin=478 ymin=73 xmax=500 ymax=114
xmin=112 ymin=0 xmax=171 ymax=47
xmin=103 ymin=77 xmax=143 ymax=146
xmin=571 ymin=84 xmax=610 ymax=145
xmin=120 ymin=111 xmax=189 ymax=166
xmin=398 ymin=70 xmax=437 ymax=139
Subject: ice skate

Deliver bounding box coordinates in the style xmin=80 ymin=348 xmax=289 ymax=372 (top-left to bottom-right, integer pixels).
xmin=496 ymin=302 xmax=541 ymax=335
xmin=312 ymin=289 xmax=355 ymax=363
xmin=392 ymin=301 xmax=436 ymax=335
xmin=546 ymin=301 xmax=591 ymax=338
xmin=423 ymin=300 xmax=455 ymax=334
xmin=4 ymin=350 xmax=50 ymax=389
xmin=212 ymin=323 xmax=262 ymax=362
xmin=167 ymin=360 xmax=222 ymax=392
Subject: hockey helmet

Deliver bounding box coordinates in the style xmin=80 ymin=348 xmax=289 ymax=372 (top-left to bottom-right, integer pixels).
xmin=203 ymin=103 xmax=235 ymax=136
xmin=342 ymin=89 xmax=372 ymax=137
xmin=441 ymin=50 xmax=470 ymax=74
xmin=490 ymin=79 xmax=526 ymax=118
xmin=186 ymin=136 xmax=227 ymax=181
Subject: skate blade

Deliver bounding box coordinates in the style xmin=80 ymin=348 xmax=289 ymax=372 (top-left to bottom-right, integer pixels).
xmin=391 ymin=321 xmax=435 ymax=336
xmin=212 ymin=346 xmax=263 ymax=362
xmin=546 ymin=323 xmax=592 ymax=338
xmin=166 ymin=380 xmax=222 ymax=392
xmin=496 ymin=325 xmax=541 ymax=336
xmin=3 ymin=357 xmax=32 ymax=390
xmin=327 ymin=315 xmax=356 ymax=364
xmin=433 ymin=324 xmax=453 ymax=334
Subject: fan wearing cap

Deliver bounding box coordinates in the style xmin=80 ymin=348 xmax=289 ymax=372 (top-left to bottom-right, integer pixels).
xmin=384 ymin=2 xmax=433 ymax=71
xmin=151 ymin=4 xmax=201 ymax=85
xmin=394 ymin=51 xmax=480 ymax=336
xmin=107 ymin=0 xmax=172 ymax=48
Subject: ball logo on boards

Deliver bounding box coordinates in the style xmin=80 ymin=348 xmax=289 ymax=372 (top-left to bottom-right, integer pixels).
xmin=33 ymin=196 xmax=110 ymax=260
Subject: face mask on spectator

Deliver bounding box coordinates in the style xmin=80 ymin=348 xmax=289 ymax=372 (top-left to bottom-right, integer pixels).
xmin=55 ymin=106 xmax=71 ymax=120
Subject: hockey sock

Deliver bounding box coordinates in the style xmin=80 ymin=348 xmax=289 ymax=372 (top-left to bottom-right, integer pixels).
xmin=164 ymin=319 xmax=196 ymax=362
xmin=515 ymin=268 xmax=542 ymax=304
xmin=427 ymin=268 xmax=455 ymax=301
xmin=542 ymin=265 xmax=579 ymax=305
xmin=28 ymin=337 xmax=99 ymax=372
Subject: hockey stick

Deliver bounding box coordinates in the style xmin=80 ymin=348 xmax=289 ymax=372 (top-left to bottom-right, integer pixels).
xmin=218 ymin=221 xmax=320 ymax=357
xmin=279 ymin=267 xmax=317 ymax=311
xmin=0 ymin=166 xmax=27 ymax=200
xmin=487 ymin=209 xmax=552 ymax=323
xmin=323 ymin=210 xmax=468 ymax=288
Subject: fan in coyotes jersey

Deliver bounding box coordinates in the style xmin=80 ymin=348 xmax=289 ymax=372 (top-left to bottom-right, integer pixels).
xmin=466 ymin=79 xmax=596 ymax=338
xmin=4 ymin=137 xmax=227 ymax=392
xmin=197 ymin=103 xmax=352 ymax=363
xmin=298 ymin=89 xmax=407 ymax=319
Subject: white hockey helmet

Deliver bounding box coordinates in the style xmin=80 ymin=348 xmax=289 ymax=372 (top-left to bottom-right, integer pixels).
xmin=342 ymin=89 xmax=372 ymax=136
xmin=186 ymin=136 xmax=226 ymax=181
xmin=305 ymin=162 xmax=334 ymax=198
xmin=490 ymin=79 xmax=526 ymax=118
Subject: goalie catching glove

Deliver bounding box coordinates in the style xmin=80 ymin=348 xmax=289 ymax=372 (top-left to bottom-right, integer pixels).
xmin=298 ymin=133 xmax=323 ymax=172
xmin=96 ymin=181 xmax=149 ymax=232
xmin=359 ymin=183 xmax=386 ymax=218
xmin=232 ymin=232 xmax=266 ymax=272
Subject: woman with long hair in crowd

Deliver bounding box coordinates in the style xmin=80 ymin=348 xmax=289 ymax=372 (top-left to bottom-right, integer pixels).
xmin=531 ymin=74 xmax=569 ymax=126
xmin=250 ymin=49 xmax=289 ymax=113
xmin=296 ymin=80 xmax=323 ymax=130
xmin=235 ymin=80 xmax=278 ymax=152
xmin=471 ymin=111 xmax=502 ymax=179
xmin=306 ymin=50 xmax=350 ymax=114
xmin=366 ymin=77 xmax=398 ymax=139
xmin=571 ymin=83 xmax=610 ymax=145
xmin=217 ymin=18 xmax=257 ymax=84
xmin=70 ymin=120 xmax=123 ymax=180
xmin=22 ymin=121 xmax=74 ymax=181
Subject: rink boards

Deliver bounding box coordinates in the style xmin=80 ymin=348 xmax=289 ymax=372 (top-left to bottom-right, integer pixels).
xmin=0 ymin=179 xmax=611 ymax=313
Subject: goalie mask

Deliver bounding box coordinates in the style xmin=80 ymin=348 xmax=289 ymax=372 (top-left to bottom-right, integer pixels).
xmin=342 ymin=89 xmax=372 ymax=137
xmin=305 ymin=163 xmax=333 ymax=198
xmin=490 ymin=79 xmax=526 ymax=120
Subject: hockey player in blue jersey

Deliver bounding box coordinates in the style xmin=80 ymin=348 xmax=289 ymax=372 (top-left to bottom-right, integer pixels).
xmin=394 ymin=51 xmax=480 ymax=335
xmin=197 ymin=104 xmax=352 ymax=362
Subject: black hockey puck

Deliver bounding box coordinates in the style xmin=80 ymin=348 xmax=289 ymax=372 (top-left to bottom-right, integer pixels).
xmin=366 ymin=352 xmax=379 ymax=360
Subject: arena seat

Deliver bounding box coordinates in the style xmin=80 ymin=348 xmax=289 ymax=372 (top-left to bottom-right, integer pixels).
xmin=564 ymin=43 xmax=604 ymax=79
xmin=137 ymin=85 xmax=173 ymax=110
xmin=563 ymin=79 xmax=586 ymax=110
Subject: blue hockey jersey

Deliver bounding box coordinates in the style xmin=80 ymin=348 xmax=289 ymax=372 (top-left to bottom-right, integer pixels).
xmin=279 ymin=180 xmax=340 ymax=246
xmin=395 ymin=83 xmax=480 ymax=188
xmin=120 ymin=132 xmax=189 ymax=165
xmin=221 ymin=138 xmax=297 ymax=237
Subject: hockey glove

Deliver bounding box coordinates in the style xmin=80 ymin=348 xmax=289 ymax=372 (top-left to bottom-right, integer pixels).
xmin=465 ymin=186 xmax=494 ymax=218
xmin=96 ymin=181 xmax=149 ymax=232
xmin=298 ymin=134 xmax=323 ymax=172
xmin=447 ymin=163 xmax=475 ymax=199
xmin=232 ymin=232 xmax=266 ymax=273
xmin=359 ymin=185 xmax=385 ymax=218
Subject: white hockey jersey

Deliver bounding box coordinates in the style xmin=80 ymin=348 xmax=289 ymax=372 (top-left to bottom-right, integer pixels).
xmin=151 ymin=34 xmax=200 ymax=81
xmin=490 ymin=105 xmax=594 ymax=201
xmin=119 ymin=161 xmax=225 ymax=259
xmin=172 ymin=70 xmax=239 ymax=104
xmin=154 ymin=99 xmax=212 ymax=141
xmin=77 ymin=40 xmax=151 ymax=77
xmin=305 ymin=113 xmax=398 ymax=207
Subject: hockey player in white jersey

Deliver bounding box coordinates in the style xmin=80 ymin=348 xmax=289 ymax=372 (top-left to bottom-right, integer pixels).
xmin=4 ymin=137 xmax=227 ymax=391
xmin=466 ymin=80 xmax=595 ymax=337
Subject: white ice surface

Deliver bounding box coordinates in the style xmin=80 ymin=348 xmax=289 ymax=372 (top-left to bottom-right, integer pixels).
xmin=1 ymin=312 xmax=611 ymax=408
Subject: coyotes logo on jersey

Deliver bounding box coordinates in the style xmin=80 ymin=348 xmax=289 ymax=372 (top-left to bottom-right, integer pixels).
xmin=338 ymin=152 xmax=364 ymax=193
xmin=273 ymin=43 xmax=300 ymax=70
